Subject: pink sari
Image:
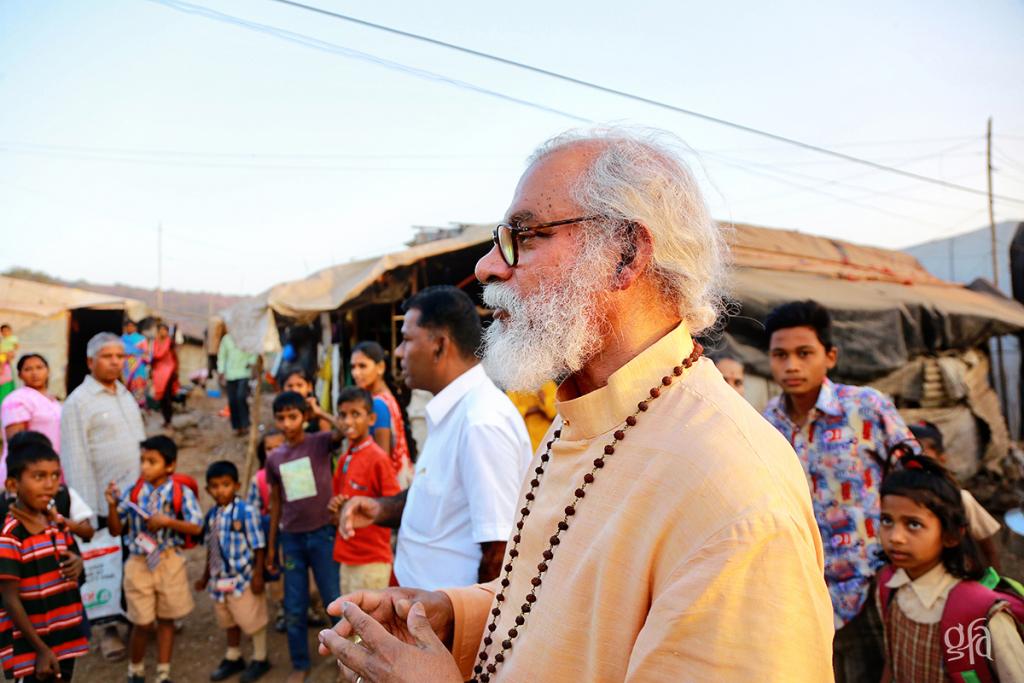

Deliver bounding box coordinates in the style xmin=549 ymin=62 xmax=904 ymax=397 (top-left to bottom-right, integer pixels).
xmin=150 ymin=337 xmax=179 ymax=400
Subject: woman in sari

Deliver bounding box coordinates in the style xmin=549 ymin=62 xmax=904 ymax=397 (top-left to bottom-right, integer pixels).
xmin=150 ymin=323 xmax=179 ymax=428
xmin=349 ymin=340 xmax=414 ymax=488
xmin=121 ymin=320 xmax=149 ymax=408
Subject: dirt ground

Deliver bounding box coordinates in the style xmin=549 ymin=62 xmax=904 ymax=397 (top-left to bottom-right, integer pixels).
xmin=75 ymin=392 xmax=341 ymax=683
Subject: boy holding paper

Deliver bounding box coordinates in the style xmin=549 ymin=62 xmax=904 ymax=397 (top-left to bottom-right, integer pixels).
xmin=264 ymin=391 xmax=342 ymax=683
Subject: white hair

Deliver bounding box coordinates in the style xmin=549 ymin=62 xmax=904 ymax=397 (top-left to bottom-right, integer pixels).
xmin=86 ymin=332 xmax=124 ymax=359
xmin=529 ymin=127 xmax=729 ymax=333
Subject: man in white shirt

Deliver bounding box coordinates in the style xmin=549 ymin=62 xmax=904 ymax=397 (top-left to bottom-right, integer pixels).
xmin=60 ymin=331 xmax=146 ymax=661
xmin=339 ymin=286 xmax=532 ymax=590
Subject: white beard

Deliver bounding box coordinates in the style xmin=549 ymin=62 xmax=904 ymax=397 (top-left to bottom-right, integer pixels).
xmin=480 ymin=260 xmax=613 ymax=392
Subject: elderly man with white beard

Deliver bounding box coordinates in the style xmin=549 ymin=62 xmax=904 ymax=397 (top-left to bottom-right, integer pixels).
xmin=317 ymin=127 xmax=835 ymax=683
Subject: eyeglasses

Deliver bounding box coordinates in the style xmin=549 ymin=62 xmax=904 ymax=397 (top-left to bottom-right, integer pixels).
xmin=492 ymin=215 xmax=601 ymax=267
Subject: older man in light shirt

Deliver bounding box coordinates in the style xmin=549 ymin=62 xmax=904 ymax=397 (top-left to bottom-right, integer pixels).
xmin=320 ymin=128 xmax=834 ymax=683
xmin=61 ymin=331 xmax=145 ymax=660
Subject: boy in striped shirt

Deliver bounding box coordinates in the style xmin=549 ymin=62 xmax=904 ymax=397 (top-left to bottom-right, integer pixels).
xmin=0 ymin=433 xmax=88 ymax=681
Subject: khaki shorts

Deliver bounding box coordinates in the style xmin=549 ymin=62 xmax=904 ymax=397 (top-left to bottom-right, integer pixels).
xmin=124 ymin=550 xmax=194 ymax=625
xmin=340 ymin=562 xmax=392 ymax=596
xmin=213 ymin=585 xmax=269 ymax=635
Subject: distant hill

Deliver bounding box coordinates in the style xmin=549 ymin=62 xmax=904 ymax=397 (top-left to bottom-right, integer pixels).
xmin=2 ymin=267 xmax=243 ymax=339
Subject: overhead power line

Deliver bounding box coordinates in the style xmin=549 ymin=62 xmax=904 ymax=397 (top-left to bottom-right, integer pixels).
xmin=261 ymin=0 xmax=1024 ymax=206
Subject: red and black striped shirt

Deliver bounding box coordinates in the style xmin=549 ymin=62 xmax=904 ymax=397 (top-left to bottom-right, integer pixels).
xmin=0 ymin=514 xmax=88 ymax=678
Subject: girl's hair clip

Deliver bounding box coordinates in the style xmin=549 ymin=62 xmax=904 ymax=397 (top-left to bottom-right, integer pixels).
xmin=904 ymin=458 xmax=924 ymax=470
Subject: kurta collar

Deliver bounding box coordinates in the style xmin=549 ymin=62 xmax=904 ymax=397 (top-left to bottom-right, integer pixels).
xmin=886 ymin=563 xmax=958 ymax=610
xmin=555 ymin=322 xmax=694 ymax=440
xmin=425 ymin=364 xmax=488 ymax=429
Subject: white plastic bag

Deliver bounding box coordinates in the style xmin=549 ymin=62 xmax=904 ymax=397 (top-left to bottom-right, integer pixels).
xmin=78 ymin=528 xmax=125 ymax=621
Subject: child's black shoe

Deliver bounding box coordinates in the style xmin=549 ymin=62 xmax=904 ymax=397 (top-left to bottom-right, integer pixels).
xmin=128 ymin=676 xmax=145 ymax=683
xmin=240 ymin=659 xmax=272 ymax=683
xmin=210 ymin=657 xmax=247 ymax=681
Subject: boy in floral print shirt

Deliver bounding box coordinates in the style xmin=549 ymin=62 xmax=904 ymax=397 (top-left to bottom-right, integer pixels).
xmin=762 ymin=300 xmax=918 ymax=683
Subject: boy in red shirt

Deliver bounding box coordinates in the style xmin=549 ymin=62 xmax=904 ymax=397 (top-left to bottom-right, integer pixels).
xmin=327 ymin=387 xmax=400 ymax=595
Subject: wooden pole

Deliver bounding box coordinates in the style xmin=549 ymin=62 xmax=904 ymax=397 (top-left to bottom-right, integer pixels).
xmin=987 ymin=117 xmax=1010 ymax=420
xmin=242 ymin=355 xmax=264 ymax=486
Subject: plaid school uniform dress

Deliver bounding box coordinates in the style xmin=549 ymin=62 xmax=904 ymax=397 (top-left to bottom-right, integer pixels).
xmin=117 ymin=480 xmax=203 ymax=562
xmin=204 ymin=497 xmax=265 ymax=600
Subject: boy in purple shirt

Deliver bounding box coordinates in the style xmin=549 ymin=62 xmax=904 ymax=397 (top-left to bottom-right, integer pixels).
xmin=264 ymin=391 xmax=343 ymax=682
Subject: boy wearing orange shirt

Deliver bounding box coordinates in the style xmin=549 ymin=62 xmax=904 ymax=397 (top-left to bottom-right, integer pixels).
xmin=327 ymin=387 xmax=400 ymax=595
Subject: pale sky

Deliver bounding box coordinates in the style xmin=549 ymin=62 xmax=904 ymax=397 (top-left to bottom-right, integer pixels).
xmin=2 ymin=0 xmax=1023 ymax=295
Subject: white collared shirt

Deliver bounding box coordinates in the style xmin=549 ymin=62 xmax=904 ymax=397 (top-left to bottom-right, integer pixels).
xmin=395 ymin=364 xmax=532 ymax=590
xmin=60 ymin=375 xmax=145 ymax=515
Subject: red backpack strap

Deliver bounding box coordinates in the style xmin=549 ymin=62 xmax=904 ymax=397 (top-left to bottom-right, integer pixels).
xmin=877 ymin=564 xmax=897 ymax=612
xmin=129 ymin=479 xmax=144 ymax=504
xmin=940 ymin=581 xmax=1001 ymax=683
xmin=171 ymin=478 xmax=183 ymax=515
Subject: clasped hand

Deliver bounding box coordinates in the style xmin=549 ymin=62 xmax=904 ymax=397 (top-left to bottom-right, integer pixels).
xmin=317 ymin=589 xmax=463 ymax=683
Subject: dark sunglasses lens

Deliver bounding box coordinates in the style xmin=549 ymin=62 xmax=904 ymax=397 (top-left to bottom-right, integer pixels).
xmin=497 ymin=226 xmax=516 ymax=265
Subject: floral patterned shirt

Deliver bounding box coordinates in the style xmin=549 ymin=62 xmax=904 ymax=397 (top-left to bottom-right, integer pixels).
xmin=764 ymin=378 xmax=917 ymax=628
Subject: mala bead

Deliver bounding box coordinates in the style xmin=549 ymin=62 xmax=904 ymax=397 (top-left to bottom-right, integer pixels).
xmin=468 ymin=346 xmax=705 ymax=680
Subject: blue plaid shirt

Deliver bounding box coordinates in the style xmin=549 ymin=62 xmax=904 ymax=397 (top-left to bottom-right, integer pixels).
xmin=204 ymin=497 xmax=265 ymax=601
xmin=117 ymin=479 xmax=203 ymax=556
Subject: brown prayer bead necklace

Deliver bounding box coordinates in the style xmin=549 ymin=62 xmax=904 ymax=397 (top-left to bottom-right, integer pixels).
xmin=470 ymin=342 xmax=704 ymax=682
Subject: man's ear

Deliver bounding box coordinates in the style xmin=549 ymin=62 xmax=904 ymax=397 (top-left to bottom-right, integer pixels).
xmin=434 ymin=333 xmax=446 ymax=361
xmin=613 ymin=221 xmax=654 ymax=291
xmin=825 ymin=346 xmax=839 ymax=371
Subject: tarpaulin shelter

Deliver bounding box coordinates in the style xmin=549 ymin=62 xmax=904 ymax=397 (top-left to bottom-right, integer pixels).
xmin=224 ymin=222 xmax=1024 ymax=477
xmin=0 ymin=276 xmax=147 ymax=397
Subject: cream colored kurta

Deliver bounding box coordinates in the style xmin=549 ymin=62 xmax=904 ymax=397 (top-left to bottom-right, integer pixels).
xmin=443 ymin=323 xmax=834 ymax=682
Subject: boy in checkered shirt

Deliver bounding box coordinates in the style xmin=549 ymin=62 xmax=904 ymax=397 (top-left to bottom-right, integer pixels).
xmin=105 ymin=435 xmax=203 ymax=683
xmin=196 ymin=460 xmax=270 ymax=683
